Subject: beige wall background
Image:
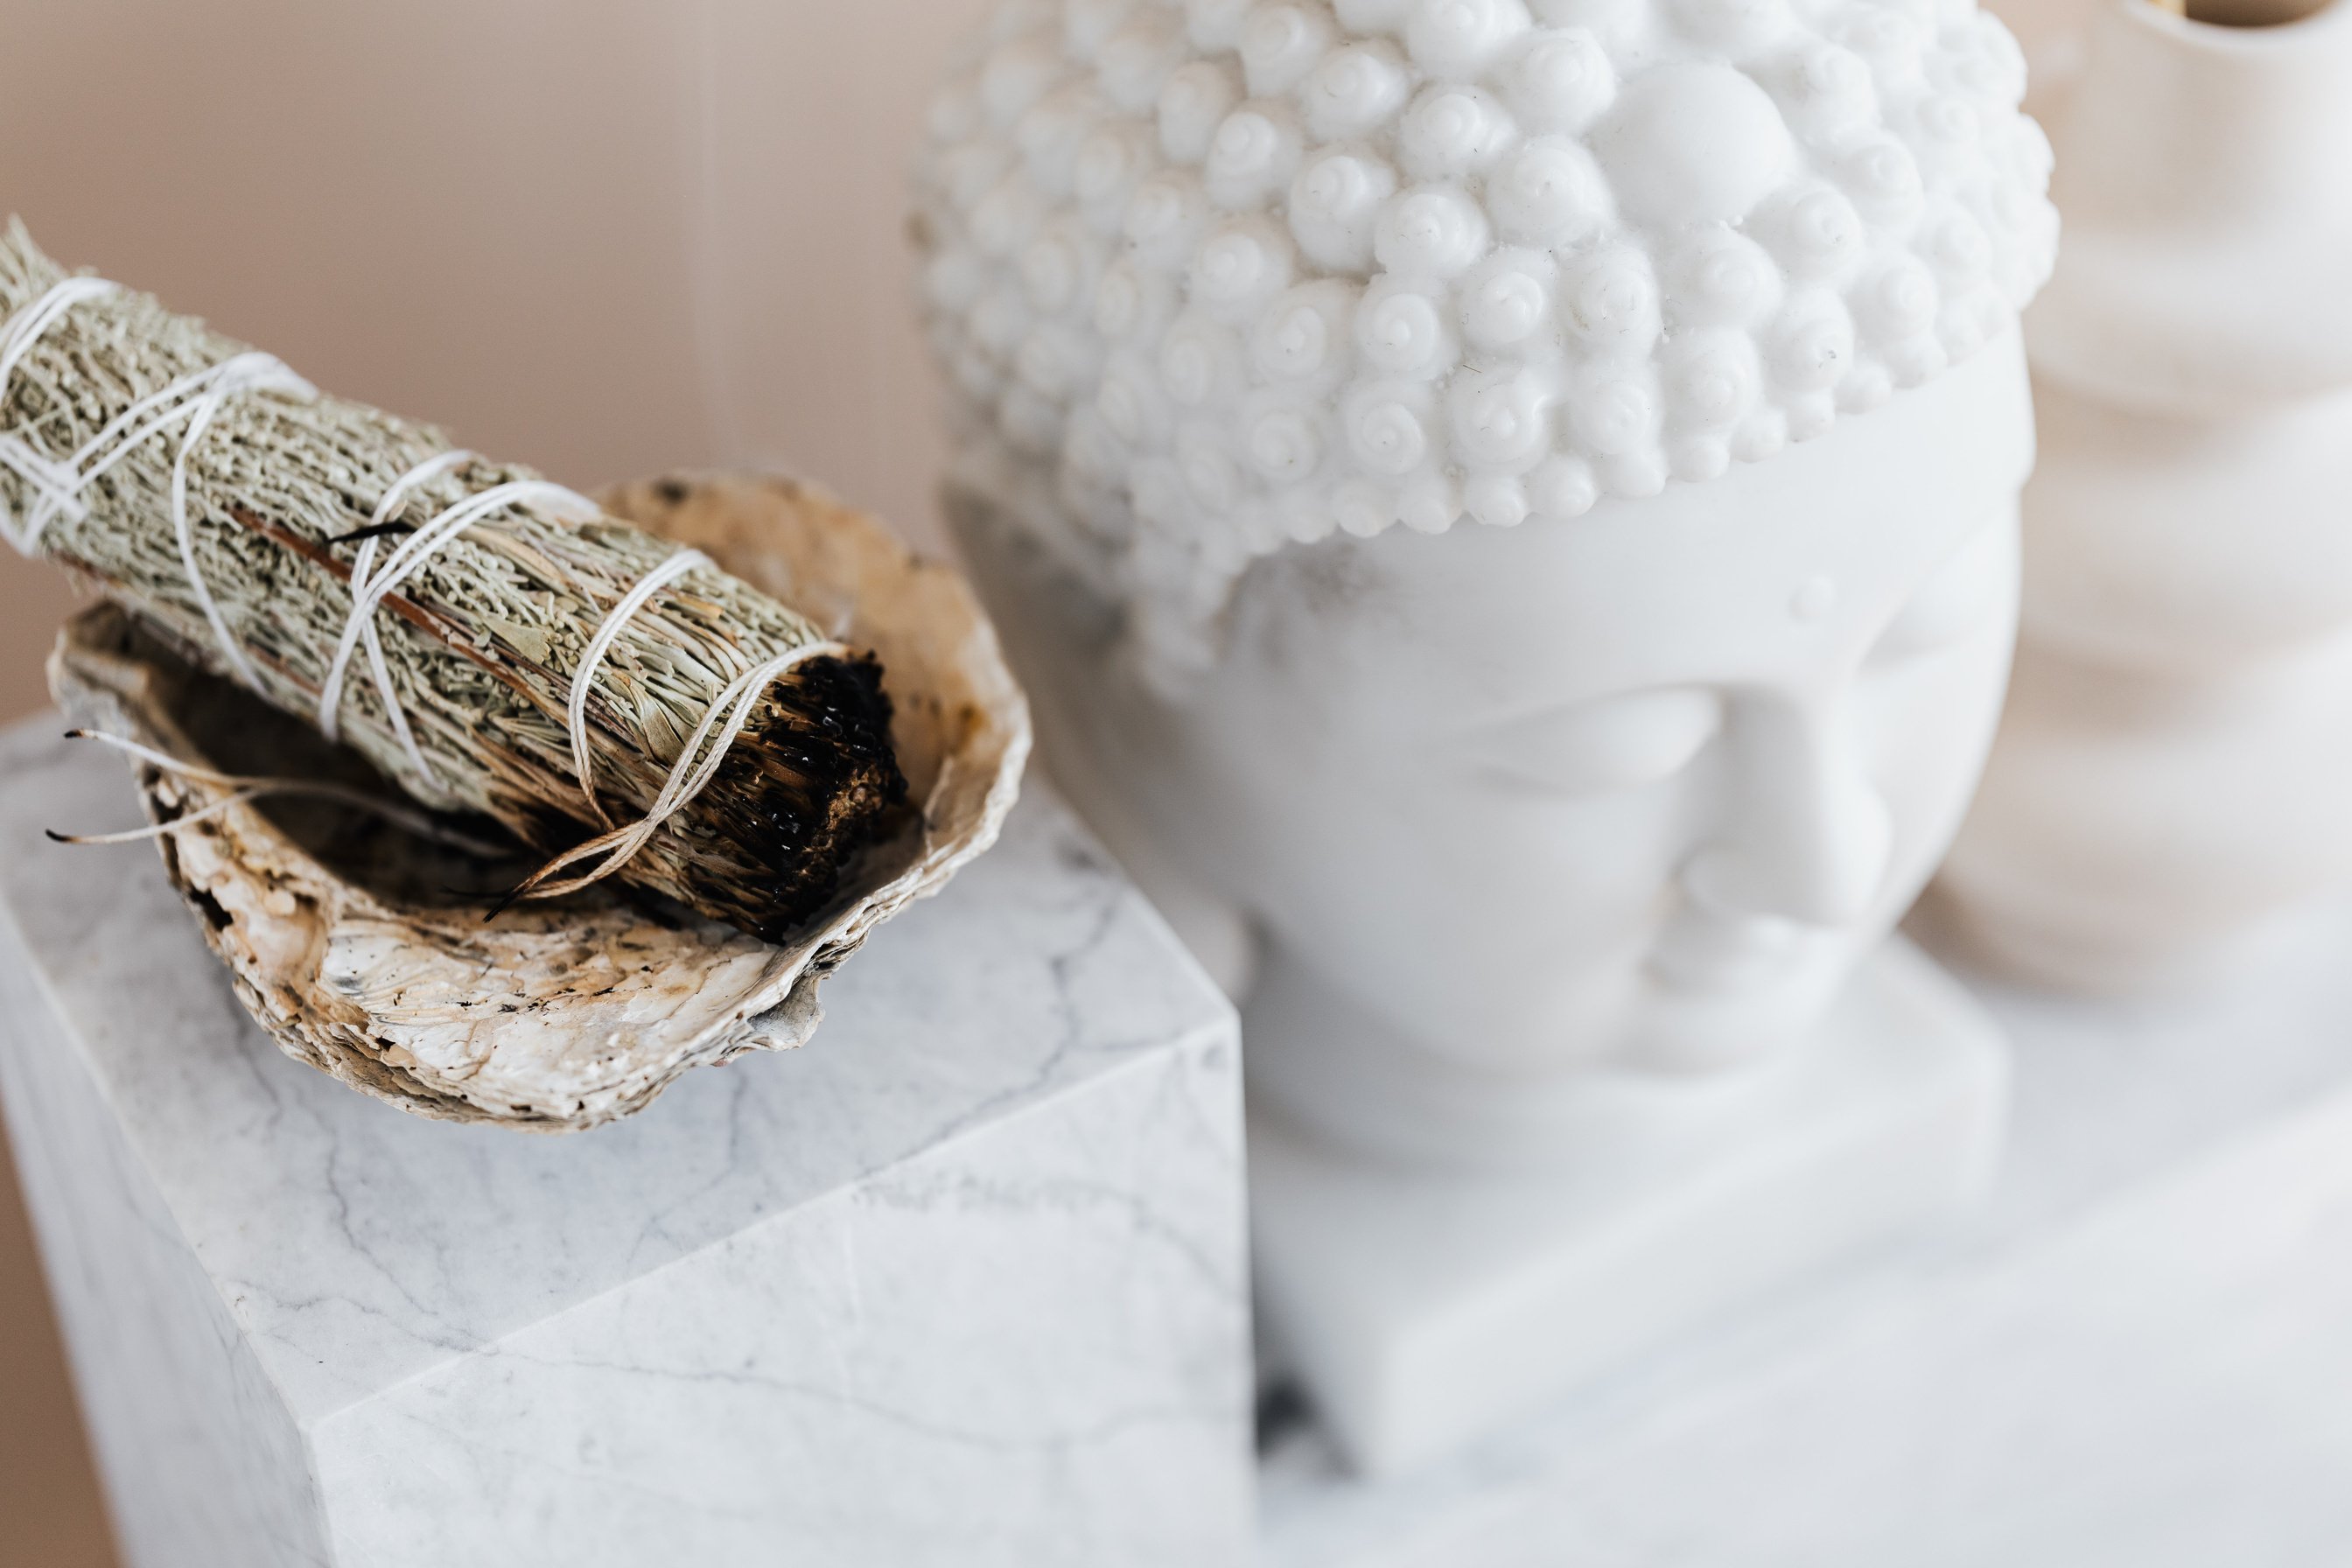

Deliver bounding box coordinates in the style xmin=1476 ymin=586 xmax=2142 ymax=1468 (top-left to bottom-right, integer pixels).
xmin=0 ymin=3 xmax=991 ymax=1561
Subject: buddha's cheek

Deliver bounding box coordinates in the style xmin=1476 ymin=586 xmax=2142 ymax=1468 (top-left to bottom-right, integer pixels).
xmin=1857 ymin=591 xmax=2022 ymax=918
xmin=1257 ymin=778 xmax=1690 ymax=1074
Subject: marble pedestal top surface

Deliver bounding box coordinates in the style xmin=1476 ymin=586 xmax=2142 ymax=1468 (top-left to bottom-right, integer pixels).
xmin=0 ymin=717 xmax=1250 ymax=1568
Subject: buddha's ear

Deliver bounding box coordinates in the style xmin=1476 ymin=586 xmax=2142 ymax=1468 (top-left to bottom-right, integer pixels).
xmin=1203 ymin=528 xmax=1395 ymax=682
xmin=1870 ymin=514 xmax=2018 ymax=668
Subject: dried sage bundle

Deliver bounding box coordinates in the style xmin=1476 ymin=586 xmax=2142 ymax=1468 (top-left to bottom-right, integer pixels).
xmin=0 ymin=221 xmax=904 ymax=941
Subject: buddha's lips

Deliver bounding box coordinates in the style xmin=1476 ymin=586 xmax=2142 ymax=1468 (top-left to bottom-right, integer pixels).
xmin=1644 ymin=909 xmax=1816 ymax=997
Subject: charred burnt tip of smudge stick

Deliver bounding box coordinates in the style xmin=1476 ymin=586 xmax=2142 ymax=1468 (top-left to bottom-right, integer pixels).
xmin=493 ymin=648 xmax=908 ymax=944
xmin=667 ymin=646 xmax=908 ymax=942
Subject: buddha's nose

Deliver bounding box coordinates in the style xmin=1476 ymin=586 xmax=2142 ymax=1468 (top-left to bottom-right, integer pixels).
xmin=1680 ymin=697 xmax=1894 ymax=929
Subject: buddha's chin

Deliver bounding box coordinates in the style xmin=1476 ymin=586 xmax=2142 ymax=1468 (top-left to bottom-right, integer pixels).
xmin=1619 ymin=948 xmax=1856 ymax=1075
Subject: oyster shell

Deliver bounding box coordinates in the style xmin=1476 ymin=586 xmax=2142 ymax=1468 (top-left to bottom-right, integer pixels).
xmin=46 ymin=473 xmax=1031 ymax=1131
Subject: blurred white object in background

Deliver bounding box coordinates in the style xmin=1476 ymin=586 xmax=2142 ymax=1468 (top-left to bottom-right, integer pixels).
xmin=1933 ymin=0 xmax=2352 ymax=991
xmin=920 ymin=0 xmax=2056 ymax=1473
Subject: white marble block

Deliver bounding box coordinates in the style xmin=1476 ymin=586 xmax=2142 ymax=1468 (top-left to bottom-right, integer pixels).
xmin=1250 ymin=940 xmax=2007 ymax=1476
xmin=0 ymin=718 xmax=1250 ymax=1568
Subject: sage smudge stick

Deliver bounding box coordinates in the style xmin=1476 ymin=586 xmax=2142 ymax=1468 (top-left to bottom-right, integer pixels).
xmin=0 ymin=221 xmax=904 ymax=942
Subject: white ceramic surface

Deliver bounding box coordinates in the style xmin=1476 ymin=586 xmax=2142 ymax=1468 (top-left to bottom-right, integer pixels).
xmin=1262 ymin=891 xmax=2352 ymax=1567
xmin=922 ymin=0 xmax=2055 ymax=1468
xmin=0 ymin=718 xmax=1250 ymax=1568
xmin=1934 ymin=0 xmax=2352 ymax=991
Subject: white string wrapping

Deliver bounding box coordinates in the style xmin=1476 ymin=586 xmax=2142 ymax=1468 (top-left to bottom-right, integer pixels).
xmin=566 ymin=545 xmax=710 ymax=823
xmin=4 ymin=276 xmax=860 ymax=917
xmin=0 ymin=438 xmax=83 ymax=548
xmin=50 ymin=729 xmax=508 ymax=856
xmin=12 ymin=346 xmax=261 ymax=549
xmin=0 ymin=281 xmax=116 ymax=545
xmin=319 ymin=447 xmax=479 ymax=788
xmin=512 ymin=640 xmax=851 ymax=901
xmin=312 ymin=476 xmax=601 ymax=741
xmin=0 ymin=276 xmax=317 ymax=690
xmin=168 ymin=351 xmax=319 ymax=690
xmin=0 ymin=278 xmax=119 ymax=460
xmin=318 ymin=472 xmax=838 ymax=902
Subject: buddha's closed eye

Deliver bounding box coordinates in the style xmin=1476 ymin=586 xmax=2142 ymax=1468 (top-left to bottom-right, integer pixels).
xmin=1871 ymin=523 xmax=2011 ymax=665
xmin=1474 ymin=688 xmax=1723 ymax=794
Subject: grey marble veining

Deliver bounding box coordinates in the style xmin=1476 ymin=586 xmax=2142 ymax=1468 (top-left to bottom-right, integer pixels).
xmin=0 ymin=717 xmax=1251 ymax=1567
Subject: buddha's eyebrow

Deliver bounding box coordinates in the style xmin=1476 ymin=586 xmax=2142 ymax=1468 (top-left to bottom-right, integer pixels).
xmin=1461 ymin=683 xmax=1695 ymax=731
xmin=1869 ymin=537 xmax=2009 ymax=660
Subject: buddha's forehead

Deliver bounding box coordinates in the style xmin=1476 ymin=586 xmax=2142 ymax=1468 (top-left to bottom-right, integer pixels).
xmin=1352 ymin=480 xmax=1960 ymax=691
xmin=1269 ymin=337 xmax=2033 ymax=703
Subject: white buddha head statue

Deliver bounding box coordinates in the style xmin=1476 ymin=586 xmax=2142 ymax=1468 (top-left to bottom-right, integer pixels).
xmin=918 ymin=0 xmax=2055 ymax=1166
